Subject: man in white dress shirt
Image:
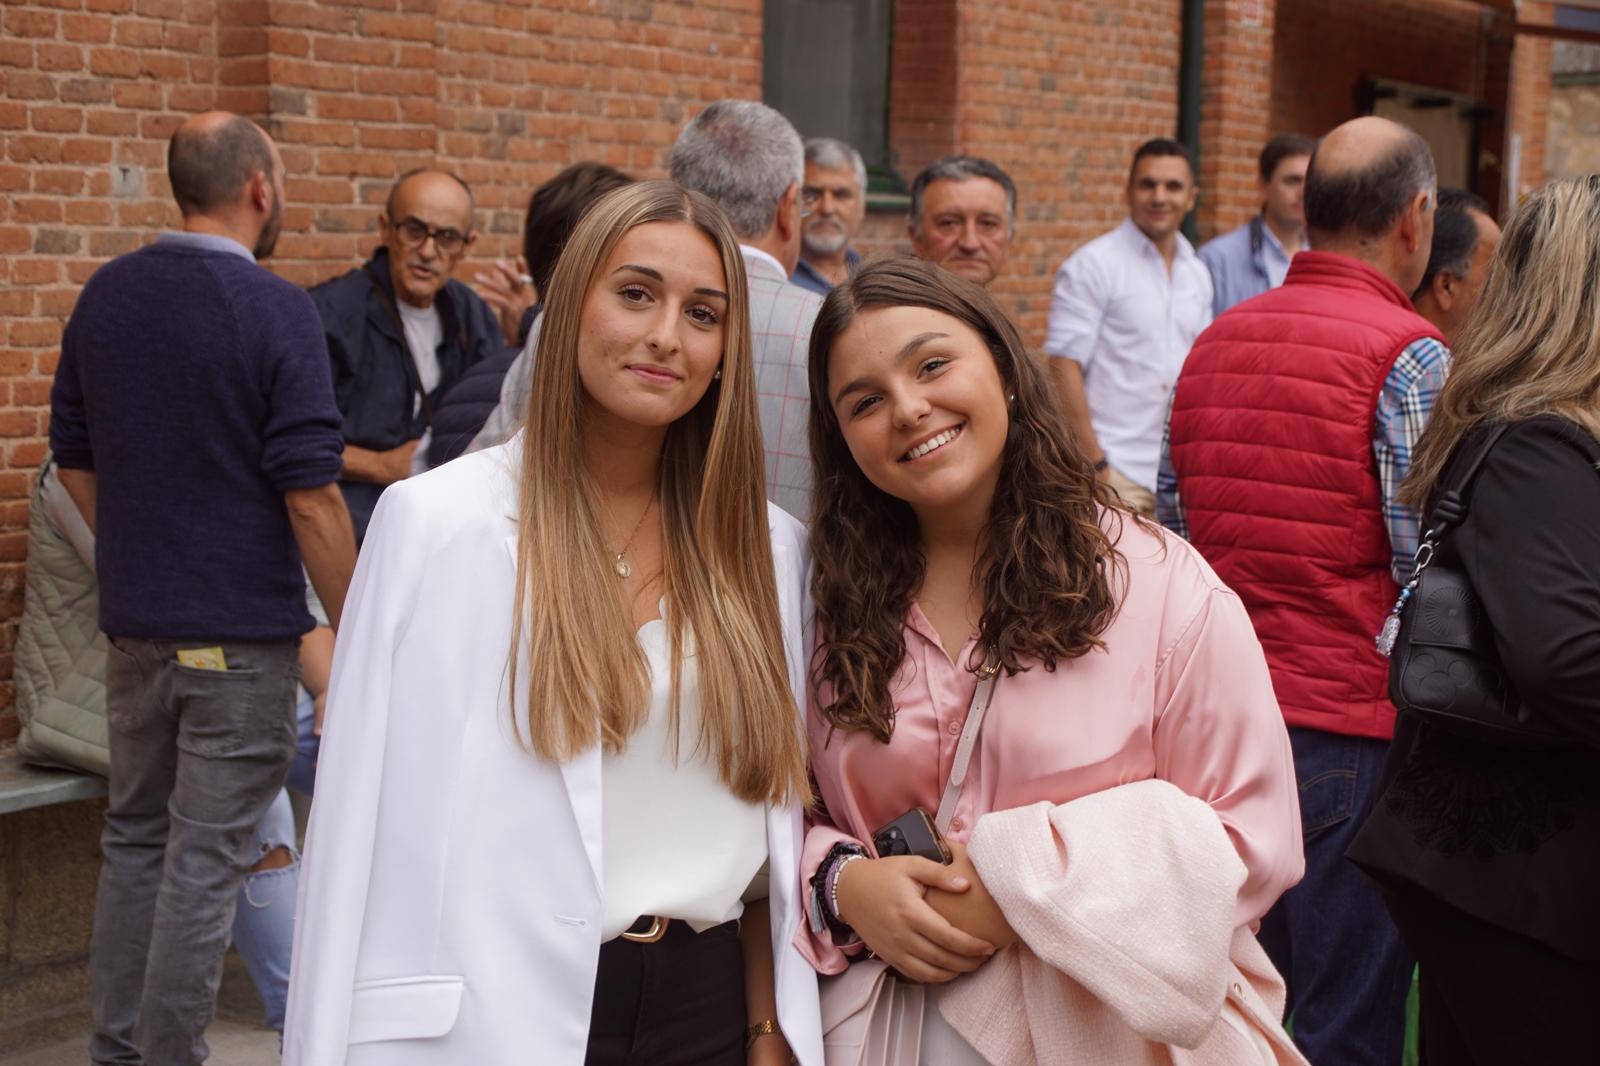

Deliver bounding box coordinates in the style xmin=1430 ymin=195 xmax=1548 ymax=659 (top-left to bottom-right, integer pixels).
xmin=1045 ymin=139 xmax=1214 ymax=515
xmin=668 ymin=100 xmax=824 ymax=520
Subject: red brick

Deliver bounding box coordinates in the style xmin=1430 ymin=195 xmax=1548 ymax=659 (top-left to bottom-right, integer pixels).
xmin=30 ymin=106 xmax=85 ymax=134
xmin=36 ymin=41 xmax=85 ymax=71
xmin=357 ymin=11 xmax=434 ymax=41
xmin=62 ymin=136 xmax=112 ymax=163
xmin=112 ymin=81 xmax=164 ymax=109
xmin=11 ymin=259 xmax=61 ymax=285
xmin=12 ymin=378 xmax=55 ymax=406
xmin=0 ymin=413 xmax=40 ymax=441
xmin=3 ymin=9 xmax=60 ymax=38
xmin=86 ymin=108 xmax=138 ymax=135
xmin=0 ymin=40 xmax=34 ymax=68
xmin=6 ymin=320 xmax=61 ymax=349
xmin=317 ymin=95 xmax=399 ymax=123
xmin=5 ymin=71 xmax=59 ymax=100
xmin=13 ymin=197 xmax=63 ymax=223
xmin=10 ymin=440 xmax=48 ymax=468
xmin=8 ymin=135 xmax=63 ymax=164
xmin=90 ymin=46 xmax=141 ymax=78
xmin=64 ymin=198 xmax=111 ymax=224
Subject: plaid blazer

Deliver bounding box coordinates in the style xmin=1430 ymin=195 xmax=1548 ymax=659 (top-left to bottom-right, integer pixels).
xmin=743 ymin=250 xmax=822 ymax=522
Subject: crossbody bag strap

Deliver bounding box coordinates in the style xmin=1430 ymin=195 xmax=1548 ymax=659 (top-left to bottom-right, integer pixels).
xmin=934 ymin=656 xmax=1000 ymax=834
xmin=1425 ymin=423 xmax=1513 ymax=540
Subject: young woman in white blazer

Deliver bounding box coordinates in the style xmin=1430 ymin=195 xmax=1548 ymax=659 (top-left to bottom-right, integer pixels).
xmin=283 ymin=181 xmax=823 ymax=1066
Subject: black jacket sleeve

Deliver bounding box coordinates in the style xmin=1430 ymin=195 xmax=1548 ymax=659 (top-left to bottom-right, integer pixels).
xmin=1461 ymin=417 xmax=1600 ymax=748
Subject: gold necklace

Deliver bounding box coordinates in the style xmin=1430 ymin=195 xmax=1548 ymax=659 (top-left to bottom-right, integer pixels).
xmin=610 ymin=493 xmax=655 ymax=579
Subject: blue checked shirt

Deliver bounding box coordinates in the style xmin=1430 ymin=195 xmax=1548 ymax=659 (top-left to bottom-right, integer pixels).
xmin=1156 ymin=336 xmax=1453 ymax=583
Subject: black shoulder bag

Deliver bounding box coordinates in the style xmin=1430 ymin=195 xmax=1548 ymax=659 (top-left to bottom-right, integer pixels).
xmin=1377 ymin=424 xmax=1565 ymax=747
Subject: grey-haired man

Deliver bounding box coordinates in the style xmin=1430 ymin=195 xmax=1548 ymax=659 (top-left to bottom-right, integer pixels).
xmin=908 ymin=154 xmax=1017 ymax=288
xmin=792 ymin=137 xmax=866 ymax=296
xmin=669 ymin=99 xmax=823 ymax=520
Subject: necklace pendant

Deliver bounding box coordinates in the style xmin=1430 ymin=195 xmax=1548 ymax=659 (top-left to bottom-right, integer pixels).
xmin=614 ymin=554 xmax=631 ymax=579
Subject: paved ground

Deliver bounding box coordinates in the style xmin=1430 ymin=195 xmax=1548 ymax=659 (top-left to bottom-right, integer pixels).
xmin=0 ymin=1020 xmax=279 ymax=1065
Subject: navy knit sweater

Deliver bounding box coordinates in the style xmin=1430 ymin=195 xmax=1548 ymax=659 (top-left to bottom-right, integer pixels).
xmin=49 ymin=235 xmax=344 ymax=640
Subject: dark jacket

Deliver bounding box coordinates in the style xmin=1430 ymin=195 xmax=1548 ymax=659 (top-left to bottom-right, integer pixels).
xmin=309 ymin=247 xmax=504 ymax=539
xmin=425 ymin=346 xmax=518 ymax=468
xmin=1349 ymin=416 xmax=1600 ymax=962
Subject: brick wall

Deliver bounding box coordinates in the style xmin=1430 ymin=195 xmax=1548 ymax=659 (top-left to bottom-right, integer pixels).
xmin=1507 ymin=1 xmax=1553 ymax=202
xmin=1269 ymin=0 xmax=1552 ymax=219
xmin=1198 ymin=0 xmax=1275 ymax=236
xmin=1272 ymin=0 xmax=1486 ymax=139
xmin=952 ymin=0 xmax=1184 ymax=341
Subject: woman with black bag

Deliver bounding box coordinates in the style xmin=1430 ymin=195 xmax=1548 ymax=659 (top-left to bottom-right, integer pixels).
xmin=1349 ymin=175 xmax=1600 ymax=1064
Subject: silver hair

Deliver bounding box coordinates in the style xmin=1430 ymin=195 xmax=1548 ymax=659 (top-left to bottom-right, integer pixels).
xmin=907 ymin=154 xmax=1018 ymax=237
xmin=668 ymin=100 xmax=804 ymax=240
xmin=804 ymin=137 xmax=866 ymax=194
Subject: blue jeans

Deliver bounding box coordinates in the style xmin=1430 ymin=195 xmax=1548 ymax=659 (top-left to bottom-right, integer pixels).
xmin=1257 ymin=727 xmax=1414 ymax=1066
xmin=231 ymin=688 xmax=319 ymax=1034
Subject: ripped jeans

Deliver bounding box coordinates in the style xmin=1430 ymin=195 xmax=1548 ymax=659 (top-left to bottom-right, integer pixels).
xmin=231 ymin=687 xmax=320 ymax=1033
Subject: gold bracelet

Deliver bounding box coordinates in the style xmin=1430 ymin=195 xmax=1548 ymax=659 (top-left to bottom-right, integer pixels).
xmin=746 ymin=1018 xmax=781 ymax=1046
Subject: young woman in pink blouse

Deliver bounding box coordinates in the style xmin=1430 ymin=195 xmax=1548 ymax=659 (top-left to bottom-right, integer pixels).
xmin=798 ymin=257 xmax=1309 ymax=1065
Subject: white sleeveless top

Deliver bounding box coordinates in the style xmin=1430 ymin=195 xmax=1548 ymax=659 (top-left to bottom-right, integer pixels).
xmin=598 ymin=616 xmax=770 ymax=941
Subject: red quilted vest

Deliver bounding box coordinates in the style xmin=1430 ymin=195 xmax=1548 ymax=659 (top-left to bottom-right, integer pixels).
xmin=1168 ymin=253 xmax=1443 ymax=740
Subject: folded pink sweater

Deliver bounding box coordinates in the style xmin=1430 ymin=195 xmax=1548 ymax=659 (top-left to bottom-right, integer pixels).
xmin=941 ymin=780 xmax=1310 ymax=1066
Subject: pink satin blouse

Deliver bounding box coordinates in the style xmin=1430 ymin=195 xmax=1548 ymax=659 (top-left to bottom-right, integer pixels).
xmin=798 ymin=519 xmax=1304 ymax=972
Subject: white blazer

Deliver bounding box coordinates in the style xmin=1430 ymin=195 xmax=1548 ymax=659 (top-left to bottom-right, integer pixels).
xmin=283 ymin=439 xmax=824 ymax=1066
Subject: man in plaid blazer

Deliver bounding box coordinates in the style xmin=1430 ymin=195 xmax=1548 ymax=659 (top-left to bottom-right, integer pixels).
xmin=669 ymin=100 xmax=823 ymax=522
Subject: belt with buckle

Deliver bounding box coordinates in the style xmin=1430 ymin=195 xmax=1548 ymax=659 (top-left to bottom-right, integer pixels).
xmin=618 ymin=915 xmax=671 ymax=943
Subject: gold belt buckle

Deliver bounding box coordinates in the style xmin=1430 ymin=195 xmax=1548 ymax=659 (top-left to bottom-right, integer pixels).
xmin=619 ymin=915 xmax=669 ymax=943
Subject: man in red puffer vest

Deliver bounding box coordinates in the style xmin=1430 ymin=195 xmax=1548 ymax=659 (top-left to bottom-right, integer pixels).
xmin=1160 ymin=116 xmax=1447 ymax=1066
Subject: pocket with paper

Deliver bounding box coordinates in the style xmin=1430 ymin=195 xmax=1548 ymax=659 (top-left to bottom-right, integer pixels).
xmin=176 ymin=646 xmax=228 ymax=671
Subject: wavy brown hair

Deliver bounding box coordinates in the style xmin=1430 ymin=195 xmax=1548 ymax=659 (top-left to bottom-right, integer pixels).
xmin=509 ymin=180 xmax=808 ymax=805
xmin=807 ymin=257 xmax=1128 ymax=743
xmin=1402 ymin=175 xmax=1600 ymax=508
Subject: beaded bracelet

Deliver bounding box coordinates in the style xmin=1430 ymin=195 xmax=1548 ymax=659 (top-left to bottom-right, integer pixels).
xmin=827 ymin=852 xmax=868 ymax=928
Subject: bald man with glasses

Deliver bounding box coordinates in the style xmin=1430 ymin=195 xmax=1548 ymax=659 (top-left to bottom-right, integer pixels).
xmin=309 ymin=168 xmax=506 ymax=542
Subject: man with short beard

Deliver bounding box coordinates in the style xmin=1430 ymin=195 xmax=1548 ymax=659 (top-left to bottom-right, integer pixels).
xmin=792 ymin=137 xmax=866 ymax=295
xmin=50 ymin=111 xmax=356 ymax=1066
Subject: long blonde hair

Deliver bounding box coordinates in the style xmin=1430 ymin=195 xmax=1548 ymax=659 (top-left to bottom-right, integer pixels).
xmin=1402 ymin=175 xmax=1600 ymax=507
xmin=508 ymin=180 xmax=808 ymax=805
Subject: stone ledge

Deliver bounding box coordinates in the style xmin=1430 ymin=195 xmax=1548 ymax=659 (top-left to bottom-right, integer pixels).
xmin=0 ymin=753 xmax=106 ymax=817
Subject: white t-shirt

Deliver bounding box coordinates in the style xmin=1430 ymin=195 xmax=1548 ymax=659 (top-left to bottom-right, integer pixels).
xmin=395 ymin=300 xmax=443 ymax=416
xmin=598 ymin=616 xmax=770 ymax=941
xmin=1044 ymin=218 xmax=1214 ymax=492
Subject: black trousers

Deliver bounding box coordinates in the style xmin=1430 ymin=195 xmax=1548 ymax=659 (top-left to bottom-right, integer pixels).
xmin=585 ymin=920 xmax=746 ymax=1066
xmin=1383 ymin=889 xmax=1600 ymax=1066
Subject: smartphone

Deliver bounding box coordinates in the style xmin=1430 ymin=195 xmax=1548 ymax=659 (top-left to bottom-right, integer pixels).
xmin=871 ymin=808 xmax=953 ymax=865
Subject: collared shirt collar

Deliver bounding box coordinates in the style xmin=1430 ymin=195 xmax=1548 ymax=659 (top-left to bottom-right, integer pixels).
xmin=739 ymin=244 xmax=788 ymax=281
xmin=157 ymin=230 xmax=254 ymax=262
xmin=1257 ymin=218 xmax=1305 ymax=258
xmin=792 ymin=247 xmax=860 ymax=294
xmin=1116 ymin=216 xmax=1197 ymax=265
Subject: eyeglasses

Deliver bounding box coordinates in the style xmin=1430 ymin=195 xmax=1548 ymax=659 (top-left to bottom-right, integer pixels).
xmin=801 ymin=186 xmax=858 ymax=207
xmin=391 ymin=217 xmax=469 ymax=257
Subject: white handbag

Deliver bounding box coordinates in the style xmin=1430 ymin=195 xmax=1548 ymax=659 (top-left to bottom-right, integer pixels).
xmin=819 ymin=664 xmax=999 ymax=1066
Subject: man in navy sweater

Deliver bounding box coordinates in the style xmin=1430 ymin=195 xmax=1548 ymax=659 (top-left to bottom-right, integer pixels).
xmin=49 ymin=111 xmax=356 ymax=1066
